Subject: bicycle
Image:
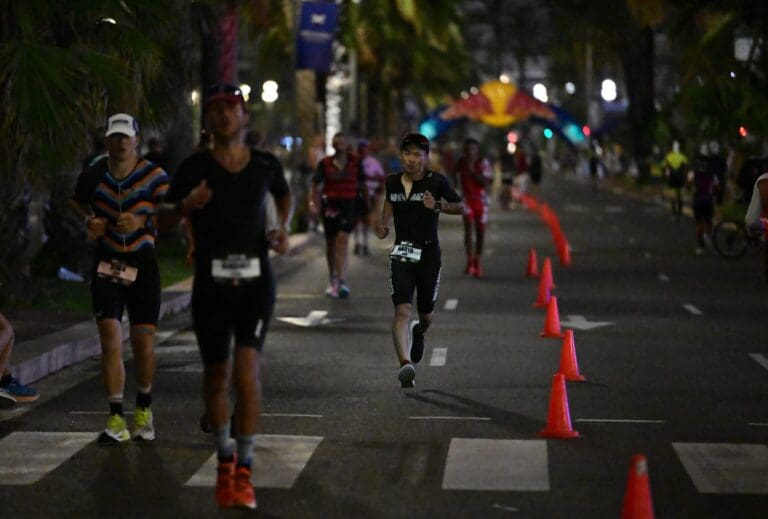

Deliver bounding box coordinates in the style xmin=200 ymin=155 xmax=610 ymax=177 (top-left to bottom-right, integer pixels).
xmin=712 ymin=205 xmax=750 ymax=258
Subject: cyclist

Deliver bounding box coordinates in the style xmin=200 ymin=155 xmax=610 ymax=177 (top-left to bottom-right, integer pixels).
xmin=745 ymin=170 xmax=768 ymax=280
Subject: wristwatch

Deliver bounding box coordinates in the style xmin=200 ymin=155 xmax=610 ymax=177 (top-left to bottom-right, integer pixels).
xmin=434 ymin=201 xmax=443 ymax=213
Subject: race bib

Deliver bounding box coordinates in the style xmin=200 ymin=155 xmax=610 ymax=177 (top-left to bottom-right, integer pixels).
xmin=212 ymin=255 xmax=261 ymax=284
xmin=97 ymin=259 xmax=138 ymax=286
xmin=390 ymin=241 xmax=422 ymax=263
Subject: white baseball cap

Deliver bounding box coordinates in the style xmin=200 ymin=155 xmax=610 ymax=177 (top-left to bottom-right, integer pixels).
xmin=105 ymin=113 xmax=139 ymax=137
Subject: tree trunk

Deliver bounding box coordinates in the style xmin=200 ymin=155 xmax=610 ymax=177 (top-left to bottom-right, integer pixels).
xmin=618 ymin=25 xmax=656 ymax=184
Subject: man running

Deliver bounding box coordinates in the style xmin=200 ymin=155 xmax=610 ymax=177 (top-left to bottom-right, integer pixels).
xmin=451 ymin=138 xmax=492 ymax=277
xmin=376 ymin=133 xmax=463 ymax=388
xmin=353 ymin=139 xmax=386 ymax=256
xmin=309 ymin=132 xmax=365 ymax=298
xmin=164 ymin=84 xmax=292 ymax=510
xmin=71 ymin=113 xmax=169 ymax=443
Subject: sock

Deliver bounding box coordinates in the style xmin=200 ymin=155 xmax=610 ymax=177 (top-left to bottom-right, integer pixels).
xmin=400 ymin=359 xmax=411 ymax=367
xmin=136 ymin=391 xmax=152 ymax=409
xmin=109 ymin=394 xmax=123 ymax=416
xmin=236 ymin=434 xmax=255 ymax=469
xmin=215 ymin=424 xmax=234 ymax=461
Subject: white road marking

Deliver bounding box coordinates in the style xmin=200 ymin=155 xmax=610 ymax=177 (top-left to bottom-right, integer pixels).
xmin=277 ymin=293 xmax=324 ymax=300
xmin=154 ymin=330 xmax=176 ymax=344
xmin=430 ymin=347 xmax=447 ymax=366
xmin=492 ymin=504 xmax=520 ymax=512
xmin=0 ymin=432 xmax=93 ymax=484
xmin=683 ymin=304 xmax=703 ymax=315
xmin=643 ymin=251 xmax=653 ymax=259
xmin=748 ymin=423 xmax=768 ymax=427
xmin=560 ymin=315 xmax=614 ymax=331
xmin=70 ymin=411 xmax=134 ymax=415
xmin=443 ymin=438 xmax=549 ymax=491
xmin=159 ymin=364 xmax=203 ymax=373
xmin=278 ymin=310 xmax=344 ymax=327
xmin=605 ymin=205 xmax=624 ymax=213
xmin=409 ymin=416 xmax=491 ymax=421
xmin=658 ymin=273 xmax=670 ymax=281
xmin=444 ymin=299 xmax=458 ymax=311
xmin=262 ymin=413 xmax=322 ymax=418
xmin=156 ymin=345 xmax=199 ymax=355
xmin=673 ymin=442 xmax=768 ymax=494
xmin=575 ymin=418 xmax=665 ymax=424
xmin=564 ymin=204 xmax=587 ymax=213
xmin=749 ymin=353 xmax=768 ymax=372
xmin=186 ymin=434 xmax=323 ymax=489
xmin=628 ymin=237 xmax=637 ymax=244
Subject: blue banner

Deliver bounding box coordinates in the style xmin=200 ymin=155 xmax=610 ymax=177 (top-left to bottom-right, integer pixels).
xmin=296 ymin=1 xmax=338 ymax=73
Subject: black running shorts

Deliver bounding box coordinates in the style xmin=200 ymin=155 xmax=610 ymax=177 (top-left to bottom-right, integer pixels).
xmin=389 ymin=244 xmax=441 ymax=314
xmin=90 ymin=247 xmax=161 ymax=325
xmin=322 ymin=199 xmax=357 ymax=237
xmin=693 ymin=200 xmax=714 ymax=223
xmin=191 ymin=257 xmax=276 ymax=365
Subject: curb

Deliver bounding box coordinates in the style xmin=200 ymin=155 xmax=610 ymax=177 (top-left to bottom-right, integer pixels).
xmin=12 ymin=232 xmax=317 ymax=385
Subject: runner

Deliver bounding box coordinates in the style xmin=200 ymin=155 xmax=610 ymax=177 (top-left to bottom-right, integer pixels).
xmin=353 ymin=139 xmax=386 ymax=256
xmin=309 ymin=132 xmax=365 ymax=298
xmin=164 ymin=84 xmax=293 ymax=510
xmin=664 ymin=141 xmax=688 ymax=221
xmin=70 ymin=113 xmax=169 ymax=444
xmin=451 ymin=138 xmax=492 ymax=277
xmin=376 ymin=133 xmax=463 ymax=388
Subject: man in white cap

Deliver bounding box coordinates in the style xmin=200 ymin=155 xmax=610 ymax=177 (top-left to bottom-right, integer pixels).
xmin=70 ymin=112 xmax=169 ymax=444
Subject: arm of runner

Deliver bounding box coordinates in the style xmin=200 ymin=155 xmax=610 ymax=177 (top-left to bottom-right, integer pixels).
xmin=268 ymin=192 xmax=294 ymax=255
xmin=375 ymin=199 xmax=393 ymax=239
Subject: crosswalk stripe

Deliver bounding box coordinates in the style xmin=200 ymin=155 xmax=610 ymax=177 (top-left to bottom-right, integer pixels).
xmin=683 ymin=304 xmax=703 ymax=315
xmin=430 ymin=347 xmax=447 ymax=366
xmin=749 ymin=353 xmax=768 ymax=373
xmin=0 ymin=432 xmax=93 ymax=484
xmin=186 ymin=434 xmax=323 ymax=489
xmin=673 ymin=442 xmax=768 ymax=494
xmin=444 ymin=299 xmax=458 ymax=311
xmin=442 ymin=438 xmax=549 ymax=491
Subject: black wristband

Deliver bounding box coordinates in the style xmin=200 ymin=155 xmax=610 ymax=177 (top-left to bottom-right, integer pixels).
xmin=434 ymin=201 xmax=443 ymax=213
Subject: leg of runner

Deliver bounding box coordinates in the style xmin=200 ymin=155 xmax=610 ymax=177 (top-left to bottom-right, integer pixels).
xmin=473 ymin=216 xmax=485 ymax=277
xmin=231 ymin=346 xmax=260 ymax=509
xmin=463 ymin=216 xmax=475 ymax=275
xmin=97 ymin=318 xmax=130 ymax=443
xmin=393 ymin=303 xmax=415 ymax=388
xmin=130 ymin=324 xmax=156 ymax=441
xmin=204 ymin=360 xmax=237 ymax=508
xmin=335 ymin=231 xmax=351 ymax=298
xmin=324 ymin=235 xmax=338 ymax=297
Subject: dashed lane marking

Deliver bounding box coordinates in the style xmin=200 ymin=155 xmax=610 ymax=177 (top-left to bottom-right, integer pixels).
xmin=262 ymin=413 xmax=322 ymax=418
xmin=186 ymin=434 xmax=323 ymax=489
xmin=156 ymin=345 xmax=199 ymax=355
xmin=409 ymin=416 xmax=491 ymax=421
xmin=748 ymin=423 xmax=768 ymax=427
xmin=430 ymin=347 xmax=447 ymax=366
xmin=0 ymin=432 xmax=93 ymax=484
xmin=673 ymin=442 xmax=768 ymax=494
xmin=658 ymin=273 xmax=670 ymax=281
xmin=444 ymin=299 xmax=458 ymax=311
xmin=683 ymin=304 xmax=703 ymax=315
xmin=575 ymin=418 xmax=665 ymax=424
xmin=443 ymin=439 xmax=549 ymax=491
xmin=749 ymin=353 xmax=768 ymax=372
xmin=643 ymin=251 xmax=653 ymax=258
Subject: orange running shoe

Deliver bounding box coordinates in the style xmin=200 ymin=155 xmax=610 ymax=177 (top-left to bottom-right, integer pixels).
xmin=473 ymin=257 xmax=483 ymax=278
xmin=232 ymin=465 xmax=257 ymax=510
xmin=215 ymin=459 xmax=235 ymax=508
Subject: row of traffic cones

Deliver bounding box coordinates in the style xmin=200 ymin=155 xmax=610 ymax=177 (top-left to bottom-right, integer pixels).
xmin=522 ymin=197 xmax=654 ymax=516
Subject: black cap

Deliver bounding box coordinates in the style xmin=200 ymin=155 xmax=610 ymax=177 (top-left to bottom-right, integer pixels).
xmin=400 ymin=133 xmax=429 ymax=154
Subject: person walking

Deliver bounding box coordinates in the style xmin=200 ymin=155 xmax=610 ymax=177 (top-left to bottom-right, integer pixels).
xmin=664 ymin=141 xmax=688 ymax=221
xmin=451 ymin=138 xmax=492 ymax=277
xmin=689 ymin=153 xmax=719 ymax=255
xmin=308 ymin=132 xmax=365 ymax=298
xmin=70 ymin=113 xmax=169 ymax=443
xmin=353 ymin=139 xmax=386 ymax=256
xmin=164 ymin=84 xmax=293 ymax=510
xmin=0 ymin=312 xmax=39 ymax=406
xmin=375 ymin=133 xmax=463 ymax=388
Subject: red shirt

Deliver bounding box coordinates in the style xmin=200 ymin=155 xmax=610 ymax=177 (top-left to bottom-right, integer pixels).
xmin=313 ymin=154 xmax=362 ymax=200
xmin=455 ymin=156 xmax=492 ymax=203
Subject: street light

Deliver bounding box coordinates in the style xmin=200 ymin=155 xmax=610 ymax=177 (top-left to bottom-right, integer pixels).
xmin=239 ymin=83 xmax=252 ymax=102
xmin=533 ymin=83 xmax=548 ymax=102
xmin=565 ymin=82 xmax=576 ymax=95
xmin=261 ymin=80 xmax=278 ymax=103
xmin=601 ymin=79 xmax=617 ymax=102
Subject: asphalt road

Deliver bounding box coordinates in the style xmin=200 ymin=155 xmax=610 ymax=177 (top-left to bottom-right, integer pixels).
xmin=1 ymin=172 xmax=766 ymax=518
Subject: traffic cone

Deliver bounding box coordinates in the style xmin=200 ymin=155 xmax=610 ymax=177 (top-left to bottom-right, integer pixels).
xmin=532 ymin=273 xmax=551 ymax=308
xmin=558 ymin=330 xmax=586 ymax=381
xmin=620 ymin=454 xmax=655 ymax=519
xmin=557 ymin=238 xmax=572 ymax=267
xmin=525 ymin=248 xmax=539 ymax=278
xmin=540 ymin=296 xmax=563 ymax=338
xmin=541 ymin=257 xmax=555 ymax=289
xmin=538 ymin=373 xmax=579 ymax=438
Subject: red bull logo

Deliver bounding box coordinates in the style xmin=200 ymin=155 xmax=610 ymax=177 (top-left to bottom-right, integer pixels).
xmin=441 ymin=80 xmax=555 ymax=127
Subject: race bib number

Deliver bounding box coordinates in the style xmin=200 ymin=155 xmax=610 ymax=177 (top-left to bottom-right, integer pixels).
xmin=390 ymin=241 xmax=422 ymax=263
xmin=97 ymin=259 xmax=138 ymax=286
xmin=212 ymin=255 xmax=261 ymax=284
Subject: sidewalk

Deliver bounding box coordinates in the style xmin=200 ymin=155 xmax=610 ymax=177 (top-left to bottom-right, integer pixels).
xmin=9 ymin=232 xmax=319 ymax=385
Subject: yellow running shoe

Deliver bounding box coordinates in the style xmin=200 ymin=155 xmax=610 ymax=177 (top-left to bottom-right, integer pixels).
xmin=133 ymin=407 xmax=155 ymax=441
xmin=98 ymin=414 xmax=130 ymax=444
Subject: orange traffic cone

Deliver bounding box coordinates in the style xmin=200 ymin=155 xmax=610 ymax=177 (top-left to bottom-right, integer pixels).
xmin=538 ymin=373 xmax=579 ymax=438
xmin=540 ymin=296 xmax=564 ymax=338
xmin=620 ymin=454 xmax=655 ymax=519
xmin=558 ymin=330 xmax=586 ymax=381
xmin=558 ymin=238 xmax=572 ymax=267
xmin=541 ymin=257 xmax=555 ymax=289
xmin=525 ymin=248 xmax=539 ymax=278
xmin=532 ymin=273 xmax=551 ymax=308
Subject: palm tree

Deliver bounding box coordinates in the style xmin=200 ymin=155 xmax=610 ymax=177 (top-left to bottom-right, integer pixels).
xmin=0 ymin=0 xmax=190 ymax=303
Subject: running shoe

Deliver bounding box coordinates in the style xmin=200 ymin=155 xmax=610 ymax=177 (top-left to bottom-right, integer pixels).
xmin=398 ymin=363 xmax=415 ymax=388
xmin=133 ymin=407 xmax=155 ymax=441
xmin=409 ymin=320 xmax=425 ymax=364
xmin=98 ymin=414 xmax=130 ymax=444
xmin=0 ymin=376 xmax=38 ymax=402
xmin=216 ymin=458 xmax=236 ymax=508
xmin=338 ymin=282 xmax=350 ymax=299
xmin=0 ymin=388 xmax=16 ymax=408
xmin=325 ymin=280 xmax=339 ymax=298
xmin=232 ymin=466 xmax=257 ymax=510
xmin=473 ymin=257 xmax=484 ymax=278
